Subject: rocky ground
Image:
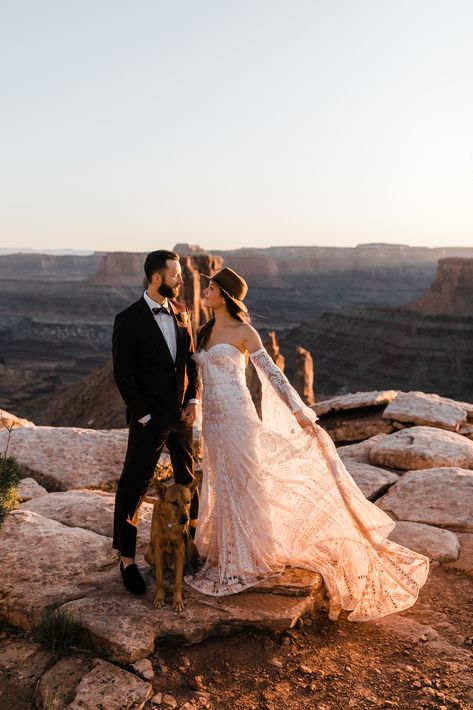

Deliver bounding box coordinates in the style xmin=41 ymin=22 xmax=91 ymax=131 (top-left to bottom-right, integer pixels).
xmin=1 ymin=389 xmax=473 ymax=709
xmin=1 ymin=566 xmax=471 ymax=710
xmin=141 ymin=565 xmax=473 ymax=710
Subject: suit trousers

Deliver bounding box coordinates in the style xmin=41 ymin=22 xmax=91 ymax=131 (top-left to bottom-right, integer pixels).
xmin=112 ymin=417 xmax=198 ymax=558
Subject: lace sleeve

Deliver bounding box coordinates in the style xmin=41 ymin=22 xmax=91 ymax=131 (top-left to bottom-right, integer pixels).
xmin=249 ymin=348 xmax=307 ymax=414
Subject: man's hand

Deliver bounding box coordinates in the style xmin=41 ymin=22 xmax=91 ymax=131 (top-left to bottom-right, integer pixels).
xmin=139 ymin=413 xmax=152 ymax=427
xmin=294 ymin=409 xmax=317 ymax=436
xmin=181 ymin=403 xmax=197 ymax=427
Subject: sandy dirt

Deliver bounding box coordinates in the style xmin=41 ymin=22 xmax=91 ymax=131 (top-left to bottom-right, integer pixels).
xmin=150 ymin=565 xmax=473 ymax=710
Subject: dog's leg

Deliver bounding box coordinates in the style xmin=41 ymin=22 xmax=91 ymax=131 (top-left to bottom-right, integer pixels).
xmin=144 ymin=541 xmax=154 ymax=568
xmin=173 ymin=545 xmax=186 ymax=612
xmin=153 ymin=545 xmax=165 ymax=609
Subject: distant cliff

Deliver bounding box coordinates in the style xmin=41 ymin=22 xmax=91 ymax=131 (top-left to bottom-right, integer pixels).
xmin=213 ymin=243 xmax=473 ymax=328
xmin=282 ymin=309 xmax=473 ymax=402
xmin=84 ymin=252 xmax=147 ymax=287
xmin=0 ymin=252 xmax=102 ymax=281
xmin=0 ymin=248 xmax=222 ymax=418
xmin=281 ymin=259 xmax=473 ymax=402
xmin=3 ymin=245 xmax=473 ymax=418
xmin=407 ymin=258 xmax=473 ymax=316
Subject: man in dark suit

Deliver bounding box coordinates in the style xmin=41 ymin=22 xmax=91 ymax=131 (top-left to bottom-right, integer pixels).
xmin=112 ymin=249 xmax=199 ymax=594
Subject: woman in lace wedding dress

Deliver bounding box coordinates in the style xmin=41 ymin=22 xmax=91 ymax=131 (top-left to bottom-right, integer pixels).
xmin=185 ymin=267 xmax=429 ymax=621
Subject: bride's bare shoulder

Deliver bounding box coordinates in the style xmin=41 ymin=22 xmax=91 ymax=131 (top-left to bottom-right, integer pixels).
xmin=238 ymin=323 xmax=263 ymax=350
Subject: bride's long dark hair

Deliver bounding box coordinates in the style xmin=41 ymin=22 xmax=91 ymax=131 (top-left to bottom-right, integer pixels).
xmin=196 ymin=293 xmax=250 ymax=351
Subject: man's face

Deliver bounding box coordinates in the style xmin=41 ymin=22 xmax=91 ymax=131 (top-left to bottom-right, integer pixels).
xmin=157 ymin=259 xmax=183 ymax=299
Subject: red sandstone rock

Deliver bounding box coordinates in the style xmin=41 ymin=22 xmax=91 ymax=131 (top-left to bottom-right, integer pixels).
xmin=407 ymin=257 xmax=473 ymax=316
xmin=178 ymin=252 xmax=223 ymax=330
xmin=264 ymin=331 xmax=285 ymax=371
xmin=292 ymin=346 xmax=315 ymax=405
xmin=247 ymin=331 xmax=285 ymax=416
xmin=84 ymin=251 xmax=147 ymax=287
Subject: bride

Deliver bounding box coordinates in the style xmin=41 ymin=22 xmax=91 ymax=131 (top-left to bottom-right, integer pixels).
xmin=185 ymin=267 xmax=429 ymax=621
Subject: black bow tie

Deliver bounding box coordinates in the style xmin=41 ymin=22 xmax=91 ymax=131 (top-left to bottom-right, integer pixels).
xmin=152 ymin=305 xmax=172 ymax=316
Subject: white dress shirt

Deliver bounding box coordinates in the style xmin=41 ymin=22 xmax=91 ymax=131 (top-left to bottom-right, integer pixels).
xmin=139 ymin=291 xmax=198 ymax=424
xmin=143 ymin=290 xmax=177 ymax=361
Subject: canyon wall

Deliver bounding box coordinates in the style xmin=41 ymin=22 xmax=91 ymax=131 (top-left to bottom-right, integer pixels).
xmin=213 ymin=244 xmax=473 ymax=329
xmin=2 ymin=246 xmax=473 ymax=420
xmin=281 ymin=308 xmax=473 ymax=402
xmin=280 ymin=257 xmax=473 ymax=402
xmin=407 ymin=258 xmax=473 ymax=317
xmin=0 ymin=252 xmax=102 ymax=281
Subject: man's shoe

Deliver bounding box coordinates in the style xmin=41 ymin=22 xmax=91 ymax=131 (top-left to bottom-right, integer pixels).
xmin=120 ymin=561 xmax=146 ymax=595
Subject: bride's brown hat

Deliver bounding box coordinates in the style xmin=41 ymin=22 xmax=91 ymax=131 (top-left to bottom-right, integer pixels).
xmin=201 ymin=267 xmax=248 ymax=312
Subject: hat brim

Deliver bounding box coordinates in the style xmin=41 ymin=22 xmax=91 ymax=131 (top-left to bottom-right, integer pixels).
xmin=200 ymin=273 xmax=248 ymax=313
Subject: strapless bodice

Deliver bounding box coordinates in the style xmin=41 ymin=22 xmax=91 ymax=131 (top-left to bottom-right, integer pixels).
xmin=193 ymin=343 xmax=247 ymax=383
xmin=193 ymin=343 xmax=257 ymax=422
xmin=194 ymin=342 xmax=246 ymax=365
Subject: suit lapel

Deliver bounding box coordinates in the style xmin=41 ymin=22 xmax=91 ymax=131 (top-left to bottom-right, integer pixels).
xmin=138 ymin=297 xmax=175 ymax=368
xmin=170 ymin=300 xmax=187 ymax=372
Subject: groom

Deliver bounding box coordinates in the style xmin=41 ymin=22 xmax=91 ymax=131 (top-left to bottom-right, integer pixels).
xmin=112 ymin=249 xmax=199 ymax=594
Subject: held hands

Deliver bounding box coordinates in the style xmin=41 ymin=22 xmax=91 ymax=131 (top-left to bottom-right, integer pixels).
xmin=181 ymin=403 xmax=197 ymax=427
xmin=294 ymin=409 xmax=317 ymax=436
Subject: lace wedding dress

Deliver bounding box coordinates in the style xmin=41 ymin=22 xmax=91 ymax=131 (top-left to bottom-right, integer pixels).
xmin=185 ymin=344 xmax=429 ymax=621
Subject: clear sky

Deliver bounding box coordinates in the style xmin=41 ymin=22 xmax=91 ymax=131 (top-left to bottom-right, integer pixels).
xmin=1 ymin=0 xmax=472 ymax=252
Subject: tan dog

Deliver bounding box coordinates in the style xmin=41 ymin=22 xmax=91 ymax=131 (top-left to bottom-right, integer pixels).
xmin=144 ymin=480 xmax=198 ymax=611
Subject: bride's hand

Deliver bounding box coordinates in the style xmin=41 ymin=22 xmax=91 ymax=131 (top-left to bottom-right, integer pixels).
xmin=294 ymin=410 xmax=317 ymax=436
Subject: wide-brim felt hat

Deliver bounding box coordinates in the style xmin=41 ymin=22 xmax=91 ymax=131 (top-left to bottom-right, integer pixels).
xmin=200 ymin=267 xmax=248 ymax=312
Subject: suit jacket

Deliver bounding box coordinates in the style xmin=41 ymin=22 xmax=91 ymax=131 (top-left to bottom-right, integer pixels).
xmin=112 ymin=296 xmax=199 ymax=426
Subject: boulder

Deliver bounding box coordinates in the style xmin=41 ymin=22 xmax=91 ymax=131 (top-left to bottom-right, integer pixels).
xmin=387 ymin=521 xmax=460 ymax=562
xmin=444 ymin=397 xmax=473 ymax=420
xmin=382 ymin=391 xmax=468 ymax=431
xmin=320 ymin=417 xmax=394 ymax=443
xmin=369 ymin=426 xmax=473 ymax=471
xmin=373 ymin=615 xmax=468 ymax=660
xmin=0 ymin=408 xmax=35 ymax=429
xmin=342 ymin=461 xmax=399 ymax=501
xmin=376 ymin=467 xmax=473 ymax=532
xmin=58 ymin=569 xmax=325 ymax=663
xmin=253 ymin=566 xmax=322 ymax=596
xmin=374 ymin=615 xmax=441 ymax=643
xmin=337 ymin=434 xmax=389 ymax=464
xmin=18 ymin=476 xmax=48 ymax=501
xmin=0 ymin=510 xmax=117 ymax=629
xmin=459 ymin=422 xmax=473 ymax=439
xmin=0 ymin=426 xmax=171 ymax=491
xmin=444 ymin=533 xmax=473 ymax=575
xmin=21 ymin=489 xmax=153 ymax=552
xmin=0 ymin=637 xmax=54 ymax=708
xmin=314 ymin=390 xmax=399 ymax=417
xmin=36 ymin=656 xmax=153 ymax=710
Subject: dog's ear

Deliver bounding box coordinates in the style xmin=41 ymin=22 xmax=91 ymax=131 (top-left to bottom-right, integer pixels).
xmin=188 ymin=478 xmax=199 ymax=495
xmin=155 ymin=481 xmax=168 ymax=499
xmin=142 ymin=495 xmax=159 ymax=505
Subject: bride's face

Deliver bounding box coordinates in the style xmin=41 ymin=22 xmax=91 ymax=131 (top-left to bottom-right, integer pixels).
xmin=202 ymin=281 xmax=226 ymax=310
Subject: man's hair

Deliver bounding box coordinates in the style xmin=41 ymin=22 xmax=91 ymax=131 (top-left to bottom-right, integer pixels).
xmin=144 ymin=250 xmax=179 ymax=282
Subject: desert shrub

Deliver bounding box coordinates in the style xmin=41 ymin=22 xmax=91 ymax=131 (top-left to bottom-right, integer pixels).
xmin=33 ymin=609 xmax=82 ymax=654
xmin=0 ymin=414 xmax=22 ymax=528
xmin=0 ymin=454 xmax=22 ymax=528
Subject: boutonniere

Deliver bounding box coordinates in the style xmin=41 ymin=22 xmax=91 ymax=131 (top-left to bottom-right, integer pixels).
xmin=176 ymin=310 xmax=190 ymax=327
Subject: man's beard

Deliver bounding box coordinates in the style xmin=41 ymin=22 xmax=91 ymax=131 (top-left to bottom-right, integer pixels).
xmin=159 ymin=282 xmax=180 ymax=299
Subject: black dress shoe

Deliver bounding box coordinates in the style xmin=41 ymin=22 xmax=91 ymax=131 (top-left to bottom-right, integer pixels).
xmin=120 ymin=562 xmax=146 ymax=595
